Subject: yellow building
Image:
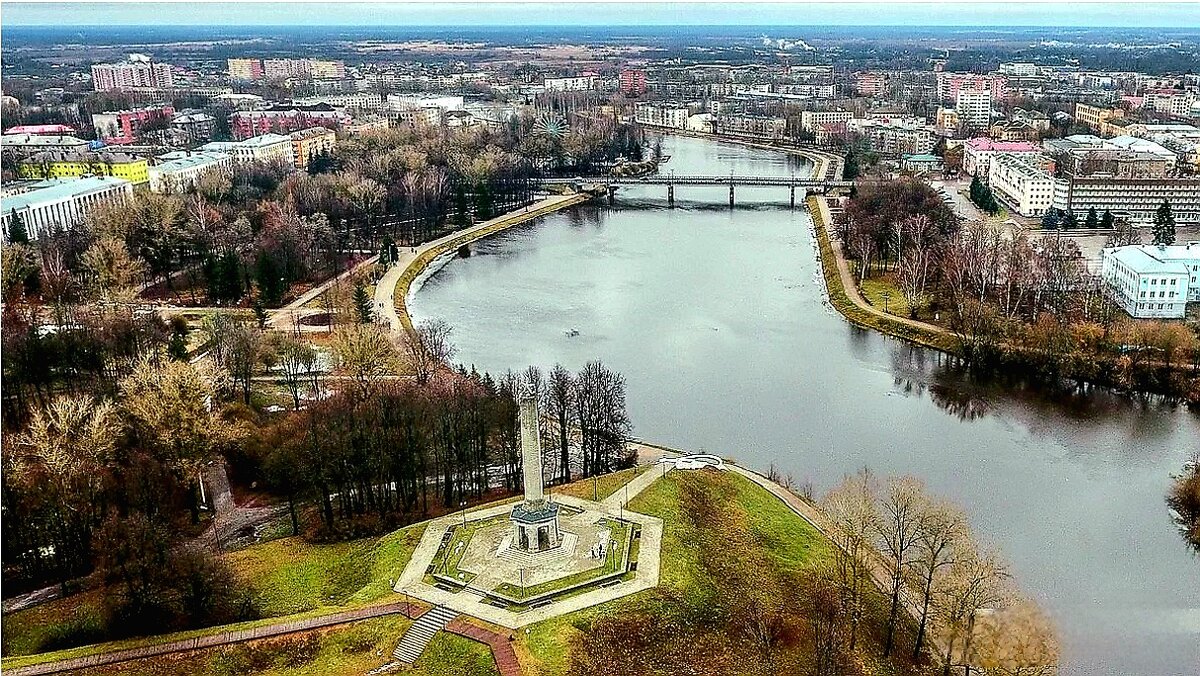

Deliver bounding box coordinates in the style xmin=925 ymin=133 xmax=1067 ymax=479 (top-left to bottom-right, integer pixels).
xmin=1074 ymin=103 xmax=1124 ymax=134
xmin=289 ymin=127 xmax=337 ymax=169
xmin=18 ymin=151 xmax=149 ymax=184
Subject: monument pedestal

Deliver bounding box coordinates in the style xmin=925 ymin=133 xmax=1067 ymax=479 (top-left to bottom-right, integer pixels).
xmin=509 ymin=395 xmax=562 ymax=553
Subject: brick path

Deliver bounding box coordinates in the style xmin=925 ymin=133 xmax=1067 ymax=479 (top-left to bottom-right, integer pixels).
xmin=4 ymin=602 xmax=426 ymax=676
xmin=445 ymin=617 xmax=522 ymax=676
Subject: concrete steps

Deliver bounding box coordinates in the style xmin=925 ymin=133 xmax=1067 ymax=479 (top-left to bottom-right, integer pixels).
xmin=392 ymin=605 xmax=459 ymax=664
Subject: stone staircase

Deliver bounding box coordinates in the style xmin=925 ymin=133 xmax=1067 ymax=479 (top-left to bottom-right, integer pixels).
xmin=391 ymin=605 xmax=459 ymax=664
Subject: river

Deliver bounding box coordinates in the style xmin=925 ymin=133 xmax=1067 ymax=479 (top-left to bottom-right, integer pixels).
xmin=409 ymin=135 xmax=1200 ymax=675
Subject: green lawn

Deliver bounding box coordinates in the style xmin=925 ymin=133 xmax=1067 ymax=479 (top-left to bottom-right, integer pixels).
xmin=2 ymin=524 xmax=426 ymax=663
xmin=513 ymin=469 xmax=836 ymax=676
xmin=860 ymin=276 xmax=912 ymax=319
xmin=61 ymin=615 xmax=498 ymax=676
xmin=553 ymin=466 xmax=651 ymax=502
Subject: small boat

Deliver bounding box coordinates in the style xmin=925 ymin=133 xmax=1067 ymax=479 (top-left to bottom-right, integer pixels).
xmin=565 ymin=329 xmax=580 ymax=337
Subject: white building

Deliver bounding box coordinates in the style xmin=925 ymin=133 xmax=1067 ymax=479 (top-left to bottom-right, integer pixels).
xmin=199 ymin=134 xmax=294 ymax=165
xmin=956 ymin=89 xmax=993 ymax=129
xmin=148 ymin=151 xmax=232 ymax=193
xmin=999 ymin=62 xmax=1038 ymax=76
xmin=988 ymin=153 xmax=1060 ymax=217
xmin=1 ymin=177 xmax=133 ymax=239
xmin=292 ymin=92 xmax=383 ymax=111
xmin=800 ymin=110 xmax=853 ymax=132
xmin=543 ymin=76 xmax=598 ymax=92
xmin=962 ymin=138 xmax=1043 ymax=177
xmin=634 ymin=103 xmax=689 ymax=130
xmin=1101 ymin=243 xmax=1200 ymax=319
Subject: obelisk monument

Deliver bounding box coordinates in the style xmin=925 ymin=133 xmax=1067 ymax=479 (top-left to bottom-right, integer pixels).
xmin=510 ymin=394 xmax=560 ymax=551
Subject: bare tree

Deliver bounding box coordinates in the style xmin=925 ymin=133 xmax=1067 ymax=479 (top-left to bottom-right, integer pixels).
xmin=333 ymin=323 xmax=399 ymax=398
xmin=969 ymin=598 xmax=1061 ymax=676
xmin=821 ymin=468 xmax=879 ymax=652
xmin=406 ymin=318 xmax=456 ymax=385
xmin=271 ymin=333 xmax=317 ymax=410
xmin=909 ymin=493 xmax=969 ymax=659
xmin=876 ymin=476 xmax=924 ymax=656
xmin=547 ymin=364 xmax=576 ymax=483
xmin=934 ymin=544 xmax=1011 ymax=676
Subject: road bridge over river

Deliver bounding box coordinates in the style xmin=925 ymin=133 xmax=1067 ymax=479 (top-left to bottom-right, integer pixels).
xmin=538 ymin=174 xmax=854 ymax=207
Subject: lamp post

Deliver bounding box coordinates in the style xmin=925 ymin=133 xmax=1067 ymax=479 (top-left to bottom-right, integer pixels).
xmin=882 ymin=290 xmax=891 ymax=314
xmin=460 ymin=500 xmax=467 ymax=526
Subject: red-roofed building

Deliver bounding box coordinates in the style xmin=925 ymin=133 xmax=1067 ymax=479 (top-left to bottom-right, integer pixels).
xmin=962 ymin=137 xmax=1043 ymax=177
xmin=3 ymin=124 xmax=77 ymax=136
xmin=91 ymin=105 xmax=175 ymax=145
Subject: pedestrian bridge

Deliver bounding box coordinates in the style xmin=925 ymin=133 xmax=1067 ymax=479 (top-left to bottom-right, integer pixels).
xmin=538 ymin=174 xmax=854 ymax=206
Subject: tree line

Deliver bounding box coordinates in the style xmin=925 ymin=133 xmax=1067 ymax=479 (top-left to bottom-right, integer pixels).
xmin=837 ymin=179 xmax=1200 ymax=401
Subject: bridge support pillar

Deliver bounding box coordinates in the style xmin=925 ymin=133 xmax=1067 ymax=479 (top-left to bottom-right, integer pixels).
xmin=667 ymin=184 xmax=674 ymax=207
xmin=728 ymin=184 xmax=735 ymax=208
xmin=606 ymin=186 xmax=615 ymax=205
xmin=790 ymin=185 xmax=795 ymax=209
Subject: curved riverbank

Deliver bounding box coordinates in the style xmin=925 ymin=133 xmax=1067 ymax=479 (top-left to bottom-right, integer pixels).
xmin=653 ymin=126 xmax=843 ymax=179
xmin=377 ymin=193 xmax=590 ymax=339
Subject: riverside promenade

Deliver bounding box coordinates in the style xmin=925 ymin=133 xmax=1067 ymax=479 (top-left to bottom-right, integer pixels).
xmin=375 ymin=193 xmax=590 ymax=338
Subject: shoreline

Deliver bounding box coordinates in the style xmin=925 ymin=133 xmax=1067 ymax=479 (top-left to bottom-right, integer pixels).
xmin=377 ymin=193 xmax=591 ymax=339
xmin=650 ymin=127 xmax=844 ymax=180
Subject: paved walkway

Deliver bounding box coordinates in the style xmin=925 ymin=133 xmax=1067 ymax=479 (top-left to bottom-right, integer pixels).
xmin=445 ymin=617 xmax=522 ymax=676
xmin=375 ymin=193 xmax=590 ymax=339
xmin=3 ymin=601 xmax=425 ymax=676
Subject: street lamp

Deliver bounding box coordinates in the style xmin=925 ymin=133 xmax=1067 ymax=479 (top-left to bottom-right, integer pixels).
xmin=460 ymin=500 xmax=468 ymax=526
xmin=882 ymin=290 xmax=891 ymax=314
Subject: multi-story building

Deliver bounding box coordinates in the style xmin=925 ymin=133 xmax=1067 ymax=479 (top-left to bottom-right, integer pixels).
xmin=963 ymin=138 xmax=1042 ymax=177
xmin=854 ymin=120 xmax=936 ymax=156
xmin=955 ymin=89 xmax=993 ymax=129
xmin=1057 ymin=178 xmax=1200 ymax=225
xmin=1 ymin=176 xmax=133 ymax=239
xmin=988 ymin=152 xmax=1060 ymax=217
xmin=1101 ymin=242 xmax=1200 ymax=319
xmin=634 ymin=102 xmax=689 ymax=129
xmin=17 ymin=151 xmax=149 ymax=185
xmin=543 ymin=75 xmax=598 ymax=92
xmin=230 ymin=104 xmax=348 ymax=139
xmin=800 ymin=110 xmax=853 ymax=133
xmin=3 ymin=124 xmax=77 ymax=136
xmin=171 ymin=112 xmax=217 ymax=144
xmin=227 ymin=58 xmax=264 ymax=81
xmin=91 ymin=105 xmax=176 ymax=144
xmin=854 ymin=72 xmax=888 ymax=97
xmin=148 ymin=151 xmax=232 ymax=193
xmin=1074 ymin=103 xmax=1125 ymax=134
xmin=1012 ymin=108 xmax=1051 ymax=132
xmin=199 ymin=134 xmax=294 ymax=165
xmin=619 ymin=69 xmax=648 ymax=96
xmin=1 ymin=134 xmax=90 ymax=159
xmin=989 ymin=120 xmax=1041 ymax=142
xmin=289 ymin=127 xmax=337 ymax=169
xmin=999 ymin=62 xmax=1038 ymax=76
xmin=937 ymin=73 xmax=1007 ymax=102
xmin=715 ymin=115 xmax=787 ymax=142
xmin=292 ymin=92 xmax=383 ymax=111
xmin=263 ymin=58 xmax=312 ymax=81
xmin=91 ymin=55 xmax=174 ymax=91
xmin=935 ymin=107 xmax=960 ymax=132
xmin=343 ymin=117 xmax=390 ymax=136
xmin=308 ymin=60 xmax=346 ymax=79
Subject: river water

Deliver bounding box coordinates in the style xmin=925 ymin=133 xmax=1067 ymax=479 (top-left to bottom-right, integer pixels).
xmin=409 ymin=135 xmax=1200 ymax=675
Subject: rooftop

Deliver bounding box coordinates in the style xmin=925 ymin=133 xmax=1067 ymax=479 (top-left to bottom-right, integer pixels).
xmin=1106 ymin=244 xmax=1200 ymax=275
xmin=152 ymin=151 xmax=231 ymax=171
xmin=966 ymin=137 xmax=1039 ymax=152
xmin=0 ymin=176 xmax=130 ymax=213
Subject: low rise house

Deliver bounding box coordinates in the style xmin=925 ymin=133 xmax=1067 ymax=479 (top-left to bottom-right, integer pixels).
xmin=17 ymin=150 xmax=149 ymax=184
xmin=148 ymin=151 xmax=232 ymax=193
xmin=289 ymin=127 xmax=337 ymax=169
xmin=199 ymin=134 xmax=294 ymax=165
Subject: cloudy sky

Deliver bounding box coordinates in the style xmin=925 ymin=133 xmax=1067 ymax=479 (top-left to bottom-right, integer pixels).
xmin=4 ymin=1 xmax=1196 ymax=27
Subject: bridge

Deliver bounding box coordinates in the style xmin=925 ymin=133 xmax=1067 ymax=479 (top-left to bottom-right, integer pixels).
xmin=538 ymin=174 xmax=854 ymax=207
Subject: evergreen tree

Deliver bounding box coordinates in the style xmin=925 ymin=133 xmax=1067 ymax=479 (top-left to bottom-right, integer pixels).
xmin=1085 ymin=207 xmax=1099 ymax=230
xmin=1041 ymin=208 xmax=1062 ymax=230
xmin=1062 ymin=211 xmax=1078 ymax=230
xmin=1152 ymin=200 xmax=1177 ymax=246
xmin=474 ymin=183 xmax=494 ymax=220
xmin=209 ymin=251 xmax=244 ymax=303
xmin=352 ymin=283 xmax=373 ymax=324
xmin=255 ymin=252 xmax=285 ymax=306
xmin=970 ymin=175 xmax=983 ymax=204
xmin=1100 ymin=209 xmax=1114 ymax=230
xmin=842 ymin=149 xmax=860 ymax=180
xmin=7 ymin=212 xmax=29 ymax=244
xmin=252 ymin=299 xmax=268 ymax=328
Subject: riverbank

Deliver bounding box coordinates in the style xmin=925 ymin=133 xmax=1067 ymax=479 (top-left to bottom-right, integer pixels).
xmin=651 ymin=126 xmax=843 ymax=180
xmin=375 ymin=193 xmax=591 ymax=339
xmin=808 ymin=194 xmax=958 ymax=353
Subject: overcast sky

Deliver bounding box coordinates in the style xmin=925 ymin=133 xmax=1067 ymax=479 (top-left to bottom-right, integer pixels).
xmin=4 ymin=1 xmax=1197 ymax=28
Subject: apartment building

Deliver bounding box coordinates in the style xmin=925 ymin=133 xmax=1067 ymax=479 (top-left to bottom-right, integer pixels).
xmin=91 ymin=105 xmax=176 ymax=144
xmin=634 ymin=103 xmax=689 ymax=129
xmin=619 ymin=69 xmax=648 ymax=96
xmin=289 ymin=127 xmax=337 ymax=169
xmin=230 ymin=104 xmax=348 ymax=140
xmin=1101 ymin=243 xmax=1200 ymax=319
xmin=227 ymin=58 xmax=264 ymax=81
xmin=715 ymin=115 xmax=787 ymax=142
xmin=800 ymin=110 xmax=853 ymax=132
xmin=91 ymin=56 xmax=173 ymax=91
xmin=955 ymin=89 xmax=993 ymax=129
xmin=543 ymin=75 xmax=598 ymax=92
xmin=962 ymin=138 xmax=1042 ymax=177
xmin=199 ymin=134 xmax=294 ymax=165
xmin=1 ymin=177 xmax=133 ymax=239
xmin=292 ymin=92 xmax=384 ymax=111
xmin=1 ymin=134 xmax=90 ymax=158
xmin=988 ymin=153 xmax=1060 ymax=217
xmin=1074 ymin=103 xmax=1125 ymax=134
xmin=937 ymin=73 xmax=1007 ymax=102
xmin=148 ymin=151 xmax=232 ymax=193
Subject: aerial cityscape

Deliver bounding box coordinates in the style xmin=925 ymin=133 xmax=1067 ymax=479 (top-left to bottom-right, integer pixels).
xmin=1 ymin=2 xmax=1199 ymax=676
